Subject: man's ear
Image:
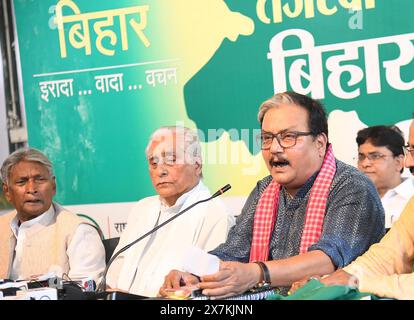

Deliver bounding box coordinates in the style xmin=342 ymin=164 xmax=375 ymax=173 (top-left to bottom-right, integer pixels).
xmin=395 ymin=154 xmax=405 ymax=172
xmin=2 ymin=183 xmax=11 ymax=203
xmin=316 ymin=133 xmax=328 ymax=156
xmin=194 ymin=160 xmax=202 ymax=177
xmin=52 ymin=176 xmax=57 ymax=196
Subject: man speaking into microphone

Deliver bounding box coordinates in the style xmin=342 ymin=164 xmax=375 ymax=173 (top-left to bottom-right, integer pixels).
xmin=160 ymin=92 xmax=385 ymax=298
xmin=105 ymin=126 xmax=235 ymax=297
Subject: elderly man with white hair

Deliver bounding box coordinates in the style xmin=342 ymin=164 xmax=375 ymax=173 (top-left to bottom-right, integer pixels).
xmin=106 ymin=126 xmax=235 ymax=297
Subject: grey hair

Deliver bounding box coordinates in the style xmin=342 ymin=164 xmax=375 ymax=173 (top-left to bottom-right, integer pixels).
xmin=1 ymin=148 xmax=54 ymax=185
xmin=145 ymin=126 xmax=202 ymax=165
xmin=257 ymin=91 xmax=328 ymax=137
xmin=257 ymin=92 xmax=295 ymax=124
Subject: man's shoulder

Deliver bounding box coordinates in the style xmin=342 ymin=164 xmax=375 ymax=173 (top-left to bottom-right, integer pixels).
xmin=53 ymin=204 xmax=100 ymax=239
xmin=335 ymin=159 xmax=358 ymax=174
xmin=395 ymin=177 xmax=414 ymax=198
xmin=403 ymin=195 xmax=414 ymax=210
xmin=191 ymin=185 xmax=231 ymax=216
xmin=254 ymin=175 xmax=273 ymax=192
xmin=54 ymin=203 xmax=84 ymax=225
xmin=334 ymin=159 xmax=372 ymax=185
xmin=133 ymin=195 xmax=159 ymax=207
xmin=205 ymin=196 xmax=231 ymax=216
xmin=331 ymin=160 xmax=379 ymax=198
xmin=127 ymin=196 xmax=159 ymax=220
xmin=188 ymin=182 xmax=232 ymax=218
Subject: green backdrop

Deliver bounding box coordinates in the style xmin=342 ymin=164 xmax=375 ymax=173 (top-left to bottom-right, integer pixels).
xmin=12 ymin=0 xmax=414 ymax=205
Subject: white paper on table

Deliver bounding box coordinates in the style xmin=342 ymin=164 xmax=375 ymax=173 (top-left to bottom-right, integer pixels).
xmin=181 ymin=246 xmax=220 ymax=277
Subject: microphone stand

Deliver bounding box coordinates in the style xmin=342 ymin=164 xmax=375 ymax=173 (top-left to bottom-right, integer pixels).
xmin=96 ymin=184 xmax=231 ymax=293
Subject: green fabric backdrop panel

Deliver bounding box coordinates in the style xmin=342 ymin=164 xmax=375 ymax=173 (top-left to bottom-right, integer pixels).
xmin=12 ymin=0 xmax=414 ymax=205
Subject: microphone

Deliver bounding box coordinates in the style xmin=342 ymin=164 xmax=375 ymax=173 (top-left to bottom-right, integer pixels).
xmin=211 ymin=184 xmax=231 ymax=198
xmin=96 ymin=184 xmax=231 ymax=293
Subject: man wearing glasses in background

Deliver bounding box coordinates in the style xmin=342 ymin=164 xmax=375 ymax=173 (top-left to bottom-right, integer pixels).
xmin=356 ymin=125 xmax=414 ymax=229
xmin=160 ymin=91 xmax=385 ymax=298
xmin=290 ymin=120 xmax=414 ymax=300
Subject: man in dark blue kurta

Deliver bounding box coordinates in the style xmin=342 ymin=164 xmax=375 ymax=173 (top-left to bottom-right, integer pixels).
xmin=210 ymin=160 xmax=383 ymax=295
xmin=160 ymin=92 xmax=384 ymax=298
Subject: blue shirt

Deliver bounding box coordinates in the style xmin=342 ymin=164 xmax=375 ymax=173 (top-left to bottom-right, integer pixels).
xmin=211 ymin=160 xmax=385 ymax=270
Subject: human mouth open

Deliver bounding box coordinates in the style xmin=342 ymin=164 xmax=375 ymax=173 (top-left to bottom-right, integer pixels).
xmin=270 ymin=159 xmax=290 ymax=168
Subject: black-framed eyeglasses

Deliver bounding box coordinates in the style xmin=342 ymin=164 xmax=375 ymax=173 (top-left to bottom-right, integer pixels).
xmin=403 ymin=144 xmax=414 ymax=158
xmin=357 ymin=152 xmax=391 ymax=162
xmin=256 ymin=131 xmax=314 ymax=150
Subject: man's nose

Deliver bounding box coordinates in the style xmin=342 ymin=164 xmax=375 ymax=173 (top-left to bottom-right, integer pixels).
xmin=269 ymin=137 xmax=283 ymax=153
xmin=156 ymin=163 xmax=168 ymax=176
xmin=359 ymin=157 xmax=372 ymax=167
xmin=25 ymin=180 xmax=37 ymax=193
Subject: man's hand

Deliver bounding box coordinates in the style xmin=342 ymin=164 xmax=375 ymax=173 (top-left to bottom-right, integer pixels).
xmin=289 ymin=275 xmax=321 ymax=294
xmin=319 ymin=269 xmax=359 ymax=287
xmin=158 ymin=270 xmax=200 ymax=297
xmin=198 ymin=261 xmax=261 ymax=299
xmin=289 ymin=269 xmax=358 ymax=294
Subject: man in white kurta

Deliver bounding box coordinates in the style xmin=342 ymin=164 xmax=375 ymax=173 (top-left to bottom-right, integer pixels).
xmin=106 ymin=126 xmax=235 ymax=297
xmin=106 ymin=180 xmax=234 ymax=296
xmin=381 ymin=177 xmax=414 ymax=228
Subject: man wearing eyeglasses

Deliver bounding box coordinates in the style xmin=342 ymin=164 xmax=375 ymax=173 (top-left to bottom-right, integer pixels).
xmin=160 ymin=92 xmax=385 ymax=298
xmin=290 ymin=120 xmax=414 ymax=299
xmin=356 ymin=126 xmax=414 ymax=229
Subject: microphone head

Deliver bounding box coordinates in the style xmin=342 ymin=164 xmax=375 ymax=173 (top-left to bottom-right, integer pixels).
xmin=221 ymin=184 xmax=231 ymax=194
xmin=211 ymin=184 xmax=232 ymax=198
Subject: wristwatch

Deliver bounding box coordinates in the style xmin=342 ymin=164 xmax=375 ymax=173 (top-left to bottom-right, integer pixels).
xmin=253 ymin=261 xmax=271 ymax=288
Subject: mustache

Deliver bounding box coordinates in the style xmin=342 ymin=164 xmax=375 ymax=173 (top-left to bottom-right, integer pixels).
xmin=269 ymin=158 xmax=290 ymax=166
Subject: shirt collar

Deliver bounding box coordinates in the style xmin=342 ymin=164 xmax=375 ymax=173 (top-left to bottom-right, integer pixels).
xmin=10 ymin=204 xmax=55 ymax=238
xmin=159 ymin=180 xmax=202 ymax=215
xmin=388 ymin=177 xmax=414 ymax=199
